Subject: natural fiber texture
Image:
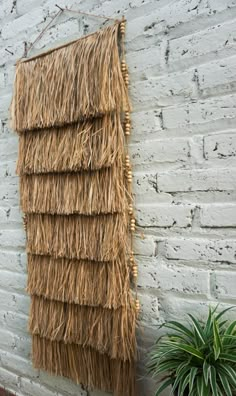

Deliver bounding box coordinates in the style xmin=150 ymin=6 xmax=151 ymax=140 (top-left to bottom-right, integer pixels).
xmin=16 ymin=114 xmax=124 ymax=174
xmin=26 ymin=213 xmax=128 ymax=261
xmin=32 ymin=335 xmax=136 ymax=396
xmin=27 ymin=254 xmax=130 ymax=309
xmin=14 ymin=19 xmax=136 ymax=395
xmin=29 ymin=295 xmax=136 ymax=361
xmin=20 ymin=165 xmax=127 ymax=215
xmin=12 ymin=23 xmax=130 ymax=132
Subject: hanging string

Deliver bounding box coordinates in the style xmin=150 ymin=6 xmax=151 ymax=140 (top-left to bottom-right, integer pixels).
xmin=58 ymin=5 xmax=117 ymax=21
xmin=23 ymin=6 xmax=119 ymax=58
xmin=25 ymin=9 xmax=63 ymax=58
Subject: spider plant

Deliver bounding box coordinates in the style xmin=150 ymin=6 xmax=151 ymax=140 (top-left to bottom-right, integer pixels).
xmin=148 ymin=306 xmax=236 ymax=396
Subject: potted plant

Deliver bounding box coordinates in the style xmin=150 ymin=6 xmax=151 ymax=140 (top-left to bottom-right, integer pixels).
xmin=148 ymin=306 xmax=236 ymax=395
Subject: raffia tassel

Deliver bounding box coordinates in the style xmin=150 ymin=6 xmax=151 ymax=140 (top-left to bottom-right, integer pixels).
xmin=16 ymin=114 xmax=125 ymax=175
xmin=20 ymin=165 xmax=127 ymax=215
xmin=27 ymin=254 xmax=130 ymax=309
xmin=29 ymin=295 xmax=137 ymax=362
xmin=12 ymin=23 xmax=130 ymax=132
xmin=32 ymin=335 xmax=136 ymax=396
xmin=26 ymin=213 xmax=128 ymax=262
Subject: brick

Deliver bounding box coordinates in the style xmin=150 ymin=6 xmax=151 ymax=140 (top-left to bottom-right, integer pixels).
xmin=213 ymin=271 xmax=236 ymax=299
xmin=126 ymin=45 xmax=162 ymax=80
xmin=199 ymin=55 xmax=236 ymax=96
xmin=0 ymin=161 xmax=17 ymax=178
xmin=133 ymin=172 xmax=157 ymax=203
xmin=0 ymin=251 xmax=25 ymax=272
xmin=134 ymin=234 xmax=156 ymax=256
xmin=137 ymin=257 xmax=209 ymax=295
xmin=136 ymin=204 xmax=193 ymax=227
xmin=0 ymin=270 xmax=26 ymax=292
xmin=160 ymin=295 xmax=210 ymax=322
xmin=130 ymin=109 xmax=162 ymax=141
xmin=0 ymin=310 xmax=28 ymax=339
xmin=0 ymin=180 xmax=19 ymax=207
xmin=0 ymin=367 xmax=21 ymax=394
xmin=162 ymin=94 xmax=236 ymax=130
xmin=0 ymin=207 xmax=22 ymax=225
xmin=200 ymin=204 xmax=236 ymax=227
xmin=2 ymin=9 xmax=44 ymax=39
xmin=164 ymin=238 xmax=236 ymax=263
xmin=157 ymin=168 xmax=236 ymax=192
xmin=131 ymin=69 xmax=195 ymax=109
xmin=138 ymin=293 xmax=159 ymax=325
xmin=169 ymin=19 xmax=236 ymax=68
xmin=0 ymin=94 xmax=11 ymax=119
xmin=130 ymin=138 xmax=190 ymax=165
xmin=204 ymin=132 xmax=236 ymax=159
xmin=0 ymin=328 xmax=31 ymax=360
xmin=31 ymin=19 xmax=79 ymax=52
xmin=0 ymin=229 xmax=25 ymax=249
xmin=0 ymin=289 xmax=29 ymax=317
xmin=0 ymin=138 xmax=18 ymax=162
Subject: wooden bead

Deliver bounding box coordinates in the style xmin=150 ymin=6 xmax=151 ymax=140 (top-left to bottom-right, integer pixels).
xmin=130 ymin=254 xmax=134 ymax=262
xmin=132 ymin=264 xmax=138 ymax=277
xmin=127 ymin=178 xmax=132 ymax=183
xmin=128 ymin=205 xmax=133 ymax=215
xmin=125 ymin=130 xmax=131 ymax=136
xmin=127 ymin=170 xmax=132 ymax=176
xmin=131 ymin=226 xmax=135 ymax=231
xmin=120 ymin=22 xmax=126 ymax=34
xmin=124 ymin=77 xmax=129 ymax=85
xmin=22 ymin=216 xmax=27 ymax=230
xmin=135 ymin=299 xmax=140 ymax=312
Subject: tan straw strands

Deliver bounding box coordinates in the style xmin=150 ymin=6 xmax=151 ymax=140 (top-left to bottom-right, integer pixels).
xmin=12 ymin=19 xmax=137 ymax=396
xmin=12 ymin=24 xmax=130 ymax=132
xmin=16 ymin=113 xmax=125 ymax=174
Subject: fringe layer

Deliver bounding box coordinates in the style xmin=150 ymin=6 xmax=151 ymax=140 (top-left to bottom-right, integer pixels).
xmin=20 ymin=166 xmax=127 ymax=215
xmin=26 ymin=213 xmax=128 ymax=261
xmin=27 ymin=254 xmax=130 ymax=308
xmin=29 ymin=295 xmax=136 ymax=361
xmin=16 ymin=114 xmax=124 ymax=174
xmin=12 ymin=23 xmax=130 ymax=132
xmin=32 ymin=335 xmax=136 ymax=396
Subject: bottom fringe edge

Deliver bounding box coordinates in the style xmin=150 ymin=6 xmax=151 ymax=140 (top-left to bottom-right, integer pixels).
xmin=32 ymin=335 xmax=136 ymax=396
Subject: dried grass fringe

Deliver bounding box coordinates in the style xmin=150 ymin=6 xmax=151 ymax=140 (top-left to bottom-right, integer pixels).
xmin=27 ymin=254 xmax=131 ymax=308
xmin=32 ymin=335 xmax=136 ymax=396
xmin=26 ymin=213 xmax=129 ymax=261
xmin=20 ymin=165 xmax=127 ymax=215
xmin=12 ymin=23 xmax=130 ymax=132
xmin=29 ymin=295 xmax=136 ymax=361
xmin=16 ymin=114 xmax=124 ymax=174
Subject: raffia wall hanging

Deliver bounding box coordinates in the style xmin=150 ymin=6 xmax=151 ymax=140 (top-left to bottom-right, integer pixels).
xmin=12 ymin=19 xmax=139 ymax=396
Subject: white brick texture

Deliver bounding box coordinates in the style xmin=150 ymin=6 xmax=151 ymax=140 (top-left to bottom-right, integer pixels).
xmin=0 ymin=1 xmax=236 ymax=396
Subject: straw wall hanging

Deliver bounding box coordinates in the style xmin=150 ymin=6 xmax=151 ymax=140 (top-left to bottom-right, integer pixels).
xmin=12 ymin=18 xmax=139 ymax=396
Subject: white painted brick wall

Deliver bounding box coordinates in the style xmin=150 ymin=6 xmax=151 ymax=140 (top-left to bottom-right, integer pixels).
xmin=0 ymin=1 xmax=236 ymax=396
